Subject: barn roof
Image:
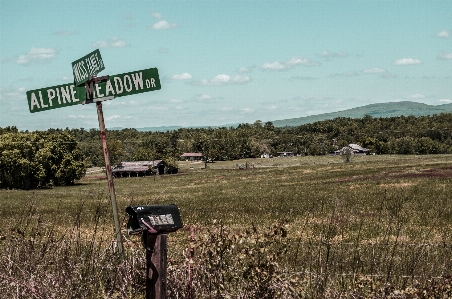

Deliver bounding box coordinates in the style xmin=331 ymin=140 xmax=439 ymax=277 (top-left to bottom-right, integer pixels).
xmin=348 ymin=144 xmax=369 ymax=152
xmin=113 ymin=160 xmax=164 ymax=173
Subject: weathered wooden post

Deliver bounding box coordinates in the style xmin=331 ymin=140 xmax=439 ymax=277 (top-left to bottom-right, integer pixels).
xmin=145 ymin=233 xmax=168 ymax=298
xmin=96 ymin=100 xmax=124 ymax=254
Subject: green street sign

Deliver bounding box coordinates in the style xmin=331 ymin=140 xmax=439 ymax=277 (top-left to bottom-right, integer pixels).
xmin=26 ymin=67 xmax=161 ymax=113
xmin=84 ymin=67 xmax=161 ymax=101
xmin=27 ymin=83 xmax=86 ymax=113
xmin=72 ymin=49 xmax=105 ymax=86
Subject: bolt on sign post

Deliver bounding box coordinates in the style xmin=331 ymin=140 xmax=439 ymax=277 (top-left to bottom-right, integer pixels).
xmin=26 ymin=49 xmax=161 ymax=256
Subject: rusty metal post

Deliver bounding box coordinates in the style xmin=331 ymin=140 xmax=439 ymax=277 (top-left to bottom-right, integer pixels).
xmin=146 ymin=233 xmax=168 ymax=299
xmin=96 ymin=101 xmax=124 ymax=254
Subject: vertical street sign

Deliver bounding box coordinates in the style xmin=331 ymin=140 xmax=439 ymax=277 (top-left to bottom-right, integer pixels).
xmin=72 ymin=49 xmax=105 ymax=86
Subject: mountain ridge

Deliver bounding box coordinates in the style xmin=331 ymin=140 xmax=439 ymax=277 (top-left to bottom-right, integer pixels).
xmin=115 ymin=101 xmax=452 ymax=131
xmin=271 ymin=101 xmax=452 ymax=127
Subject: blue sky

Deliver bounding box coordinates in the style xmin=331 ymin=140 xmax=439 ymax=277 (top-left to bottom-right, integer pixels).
xmin=1 ymin=0 xmax=451 ymax=131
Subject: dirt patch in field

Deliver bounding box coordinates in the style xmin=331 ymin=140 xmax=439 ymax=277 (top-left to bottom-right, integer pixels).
xmin=378 ymin=182 xmax=414 ymax=188
xmin=334 ymin=166 xmax=452 ymax=183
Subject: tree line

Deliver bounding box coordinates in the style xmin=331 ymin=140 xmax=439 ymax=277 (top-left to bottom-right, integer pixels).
xmin=2 ymin=113 xmax=452 ymax=189
xmin=67 ymin=113 xmax=452 ymax=166
xmin=0 ymin=126 xmax=85 ymax=189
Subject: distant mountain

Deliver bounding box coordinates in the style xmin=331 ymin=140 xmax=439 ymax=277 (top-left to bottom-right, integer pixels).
xmin=271 ymin=101 xmax=452 ymax=127
xmin=111 ymin=101 xmax=452 ymax=132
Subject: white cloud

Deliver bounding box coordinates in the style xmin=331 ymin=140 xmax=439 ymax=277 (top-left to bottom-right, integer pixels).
xmin=237 ymin=66 xmax=255 ymax=73
xmin=241 ymin=108 xmax=254 ymax=113
xmin=62 ymin=76 xmax=71 ymax=81
xmin=437 ymin=52 xmax=452 ymax=60
xmin=329 ymin=71 xmax=360 ymax=78
xmin=92 ymin=37 xmax=128 ymax=48
xmin=67 ymin=114 xmax=96 ymax=119
xmin=149 ymin=20 xmax=178 ymax=30
xmin=319 ymin=51 xmax=348 ymax=59
xmin=287 ymin=56 xmax=320 ymax=66
xmin=261 ymin=56 xmax=320 ymax=71
xmin=194 ymin=94 xmax=212 ymax=101
xmin=392 ymin=58 xmax=422 ymax=65
xmin=0 ymin=87 xmax=27 ymax=101
xmin=408 ymin=94 xmax=425 ymax=99
xmin=362 ymin=68 xmax=386 ymax=74
xmin=218 ymin=107 xmax=233 ymax=112
xmin=170 ymin=73 xmax=193 ymax=80
xmin=436 ymin=29 xmax=450 ymax=38
xmin=439 ymin=99 xmax=452 ymax=103
xmin=16 ymin=47 xmax=56 ymax=65
xmin=150 ymin=11 xmax=162 ymax=19
xmin=194 ymin=74 xmax=251 ymax=86
xmin=170 ymin=98 xmax=183 ymax=103
xmin=106 ymin=115 xmax=120 ymax=121
xmin=261 ymin=61 xmax=286 ymax=70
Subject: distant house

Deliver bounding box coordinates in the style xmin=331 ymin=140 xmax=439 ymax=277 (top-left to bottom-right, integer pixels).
xmin=276 ymin=151 xmax=296 ymax=157
xmin=334 ymin=144 xmax=370 ymax=155
xmin=180 ymin=152 xmax=204 ymax=161
xmin=112 ymin=160 xmax=166 ymax=177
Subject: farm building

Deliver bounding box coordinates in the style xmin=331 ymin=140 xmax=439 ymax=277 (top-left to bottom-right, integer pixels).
xmin=276 ymin=151 xmax=296 ymax=157
xmin=333 ymin=144 xmax=370 ymax=155
xmin=112 ymin=160 xmax=166 ymax=177
xmin=180 ymin=152 xmax=204 ymax=161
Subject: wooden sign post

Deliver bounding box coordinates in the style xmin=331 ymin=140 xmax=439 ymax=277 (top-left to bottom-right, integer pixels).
xmin=26 ymin=49 xmax=162 ymax=257
xmin=145 ymin=233 xmax=168 ymax=299
xmin=96 ymin=100 xmax=123 ymax=254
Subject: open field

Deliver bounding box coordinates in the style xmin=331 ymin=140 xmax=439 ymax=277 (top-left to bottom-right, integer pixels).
xmin=1 ymin=154 xmax=452 ymax=298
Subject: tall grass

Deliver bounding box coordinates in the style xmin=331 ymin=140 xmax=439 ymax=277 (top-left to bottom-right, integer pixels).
xmin=1 ymin=155 xmax=452 ymax=298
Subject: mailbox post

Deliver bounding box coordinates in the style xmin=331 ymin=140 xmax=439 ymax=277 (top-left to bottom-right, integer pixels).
xmin=126 ymin=205 xmax=183 ymax=299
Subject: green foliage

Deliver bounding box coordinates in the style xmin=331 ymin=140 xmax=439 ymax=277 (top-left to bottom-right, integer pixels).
xmin=0 ymin=131 xmax=86 ymax=189
xmin=56 ymin=113 xmax=452 ymax=165
xmin=1 ymin=155 xmax=452 ymax=297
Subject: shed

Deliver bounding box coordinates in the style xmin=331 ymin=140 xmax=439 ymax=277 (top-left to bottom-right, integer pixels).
xmin=333 ymin=144 xmax=369 ymax=155
xmin=276 ymin=151 xmax=296 ymax=157
xmin=180 ymin=152 xmax=204 ymax=161
xmin=112 ymin=160 xmax=166 ymax=177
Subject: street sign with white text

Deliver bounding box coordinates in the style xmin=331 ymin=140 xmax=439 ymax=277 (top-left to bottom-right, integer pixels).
xmin=26 ymin=67 xmax=161 ymax=113
xmin=72 ymin=49 xmax=105 ymax=86
xmin=27 ymin=83 xmax=86 ymax=113
xmin=84 ymin=67 xmax=161 ymax=101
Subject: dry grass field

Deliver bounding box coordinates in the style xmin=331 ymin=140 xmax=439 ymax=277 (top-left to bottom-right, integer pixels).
xmin=1 ymin=154 xmax=452 ymax=298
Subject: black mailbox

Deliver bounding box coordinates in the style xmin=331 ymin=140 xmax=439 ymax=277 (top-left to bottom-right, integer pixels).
xmin=126 ymin=204 xmax=183 ymax=235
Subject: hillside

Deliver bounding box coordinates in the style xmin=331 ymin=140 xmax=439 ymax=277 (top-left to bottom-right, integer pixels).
xmin=271 ymin=101 xmax=452 ymax=127
xmin=122 ymin=101 xmax=452 ymax=132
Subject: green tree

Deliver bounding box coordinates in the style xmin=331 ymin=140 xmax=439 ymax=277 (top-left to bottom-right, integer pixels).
xmin=0 ymin=131 xmax=86 ymax=189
